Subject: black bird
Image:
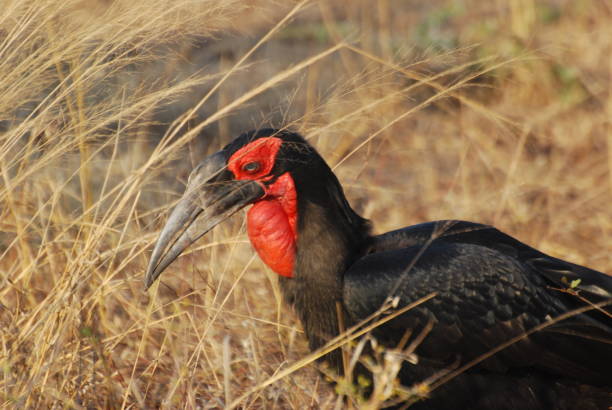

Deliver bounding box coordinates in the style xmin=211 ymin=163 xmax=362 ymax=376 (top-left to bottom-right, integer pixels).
xmin=145 ymin=129 xmax=612 ymax=409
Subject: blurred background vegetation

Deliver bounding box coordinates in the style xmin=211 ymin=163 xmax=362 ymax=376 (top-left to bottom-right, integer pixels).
xmin=1 ymin=0 xmax=610 ymax=408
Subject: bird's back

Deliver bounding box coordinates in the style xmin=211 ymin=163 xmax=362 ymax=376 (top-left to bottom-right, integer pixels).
xmin=342 ymin=220 xmax=612 ymax=408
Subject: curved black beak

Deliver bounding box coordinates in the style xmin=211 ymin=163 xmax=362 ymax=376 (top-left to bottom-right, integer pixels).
xmin=144 ymin=150 xmax=265 ymax=289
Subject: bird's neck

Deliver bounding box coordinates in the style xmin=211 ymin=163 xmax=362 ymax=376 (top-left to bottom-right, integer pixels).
xmin=278 ymin=179 xmax=371 ymax=353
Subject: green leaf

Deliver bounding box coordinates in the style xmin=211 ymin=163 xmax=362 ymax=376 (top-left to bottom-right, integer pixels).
xmin=80 ymin=326 xmax=93 ymax=338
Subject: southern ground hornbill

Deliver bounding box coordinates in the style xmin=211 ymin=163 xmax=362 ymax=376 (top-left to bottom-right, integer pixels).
xmin=145 ymin=129 xmax=612 ymax=409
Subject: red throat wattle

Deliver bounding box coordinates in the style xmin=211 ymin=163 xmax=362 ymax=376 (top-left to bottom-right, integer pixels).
xmin=227 ymin=137 xmax=298 ymax=277
xmin=247 ymin=173 xmax=297 ymax=277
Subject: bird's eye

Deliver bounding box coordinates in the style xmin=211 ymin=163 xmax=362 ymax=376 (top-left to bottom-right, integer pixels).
xmin=242 ymin=161 xmax=261 ymax=174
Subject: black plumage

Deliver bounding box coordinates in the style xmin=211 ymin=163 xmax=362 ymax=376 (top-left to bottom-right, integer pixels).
xmin=146 ymin=129 xmax=612 ymax=409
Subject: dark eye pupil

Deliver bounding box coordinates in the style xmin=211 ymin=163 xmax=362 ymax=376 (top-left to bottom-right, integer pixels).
xmin=243 ymin=162 xmax=261 ymax=173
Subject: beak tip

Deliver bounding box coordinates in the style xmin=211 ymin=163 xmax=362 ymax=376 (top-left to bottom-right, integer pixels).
xmin=143 ymin=268 xmax=157 ymax=291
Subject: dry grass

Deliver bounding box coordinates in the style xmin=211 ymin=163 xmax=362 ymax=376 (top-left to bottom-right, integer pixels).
xmin=1 ymin=0 xmax=611 ymax=408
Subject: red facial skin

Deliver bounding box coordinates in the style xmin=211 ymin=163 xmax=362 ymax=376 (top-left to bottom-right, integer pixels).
xmin=228 ymin=137 xmax=297 ymax=277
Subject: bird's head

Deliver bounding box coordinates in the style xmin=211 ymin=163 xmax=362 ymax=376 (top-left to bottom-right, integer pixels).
xmin=145 ymin=128 xmax=350 ymax=289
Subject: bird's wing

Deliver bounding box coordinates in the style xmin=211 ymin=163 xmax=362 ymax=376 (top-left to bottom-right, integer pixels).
xmin=344 ymin=220 xmax=612 ymax=384
xmin=369 ymin=220 xmax=612 ymax=301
